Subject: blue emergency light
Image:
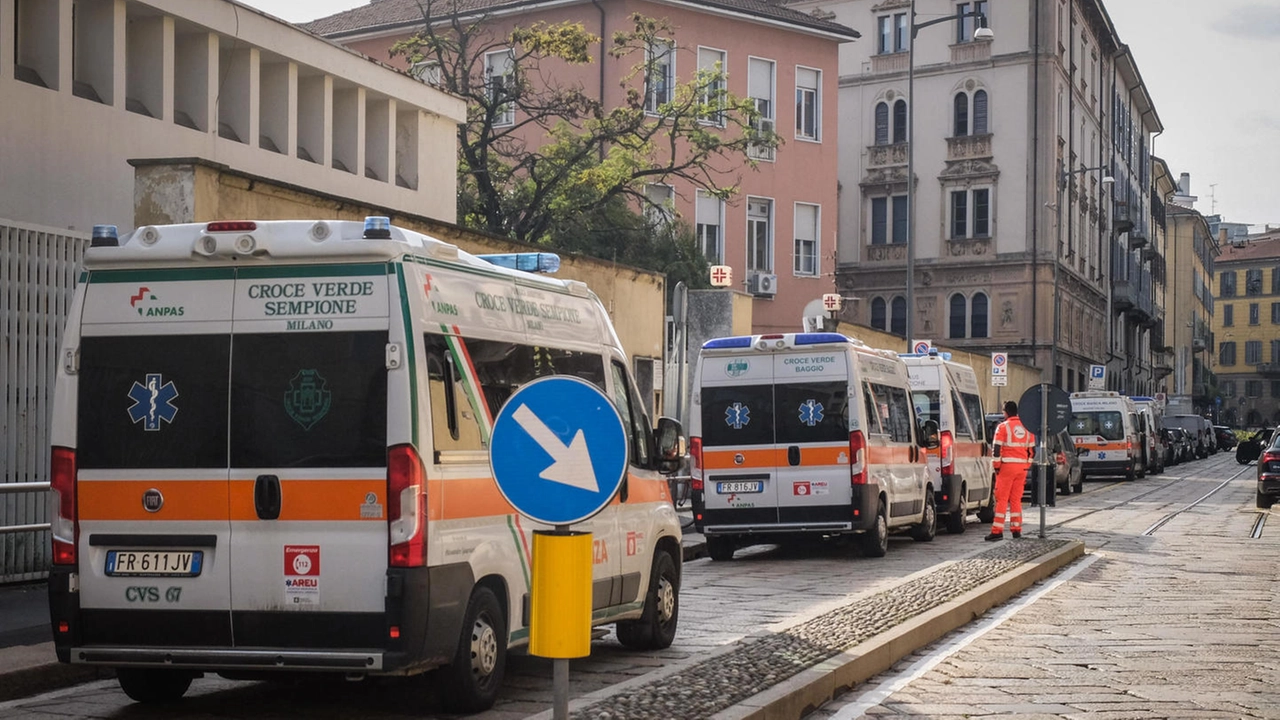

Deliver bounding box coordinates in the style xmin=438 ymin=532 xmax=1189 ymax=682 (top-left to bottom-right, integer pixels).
xmin=477 ymin=252 xmax=562 ymax=274
xmin=702 ymin=336 xmax=752 ymax=349
xmin=794 ymin=332 xmax=848 ymax=345
xmin=91 ymin=225 xmax=119 ymax=248
xmin=363 ymin=216 xmax=392 ymax=239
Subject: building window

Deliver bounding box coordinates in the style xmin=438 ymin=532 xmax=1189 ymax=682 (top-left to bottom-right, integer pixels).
xmin=871 ymin=297 xmax=887 ymax=330
xmin=949 ymin=188 xmax=991 ymax=239
xmin=1273 ymin=302 xmax=1280 ymax=324
xmin=949 ymin=294 xmax=966 ymax=339
xmin=874 ymin=99 xmax=908 ymax=146
xmin=696 ymin=190 xmax=724 ymax=264
xmin=893 ymin=100 xmax=907 ymax=143
xmin=1273 ymin=339 xmax=1280 ymax=363
xmin=878 ymin=12 xmax=909 ymax=54
xmin=953 ymin=93 xmax=969 ymax=137
xmin=645 ymin=39 xmax=675 ymax=115
xmin=947 ymin=292 xmax=989 ymax=338
xmin=1222 ymin=380 xmax=1236 ymax=397
xmin=871 ymin=195 xmax=908 ymax=245
xmin=1272 ymin=267 xmax=1280 ymax=295
xmin=972 ymin=292 xmax=988 ymax=337
xmin=747 ymin=197 xmax=773 ymax=273
xmin=1220 ymin=341 xmax=1236 ymax=366
xmin=748 ymin=57 xmax=776 ymax=161
xmin=795 ymin=67 xmax=821 ymax=141
xmin=956 ymin=1 xmax=990 ymax=44
xmin=891 ymin=297 xmax=907 ymax=336
xmin=1221 ymin=270 xmax=1237 ymax=297
xmin=973 ymin=89 xmax=988 ymax=134
xmin=485 ymin=49 xmax=516 ymax=127
xmin=1273 ymin=380 xmax=1280 ymax=398
xmin=411 ymin=61 xmax=442 ymax=86
xmin=953 ymin=89 xmax=989 ymax=136
xmin=1246 ymin=340 xmax=1263 ymax=365
xmin=875 ymin=103 xmax=889 ymax=145
xmin=1250 ymin=302 xmax=1261 ymax=325
xmin=1248 ymin=380 xmax=1263 ymax=398
xmin=871 ymin=296 xmax=907 ymax=334
xmin=794 ymin=203 xmax=819 ymax=276
xmin=644 ymin=184 xmax=674 ymax=228
xmin=1223 ymin=304 xmax=1234 ymax=327
xmin=697 ymin=47 xmax=727 ymax=126
xmin=1247 ymin=268 xmax=1264 ymax=295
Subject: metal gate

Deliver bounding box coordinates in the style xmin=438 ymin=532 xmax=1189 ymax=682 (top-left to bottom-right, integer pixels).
xmin=2 ymin=219 xmax=88 ymax=582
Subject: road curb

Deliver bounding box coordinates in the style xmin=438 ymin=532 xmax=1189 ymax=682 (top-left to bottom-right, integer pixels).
xmin=0 ymin=643 xmax=113 ymax=704
xmin=712 ymin=539 xmax=1087 ymax=720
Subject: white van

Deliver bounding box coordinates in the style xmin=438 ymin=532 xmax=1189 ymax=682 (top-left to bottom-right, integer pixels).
xmin=1129 ymin=396 xmax=1165 ymax=474
xmin=899 ymin=353 xmax=995 ymax=533
xmin=1068 ymin=391 xmax=1145 ymax=480
xmin=47 ymin=219 xmax=685 ymax=712
xmin=688 ymin=333 xmax=936 ymax=560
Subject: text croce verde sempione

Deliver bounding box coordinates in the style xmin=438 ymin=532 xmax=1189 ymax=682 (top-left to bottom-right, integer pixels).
xmin=434 ymin=291 xmax=583 ymax=326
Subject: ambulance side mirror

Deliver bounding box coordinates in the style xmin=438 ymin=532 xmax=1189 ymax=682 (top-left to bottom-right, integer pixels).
xmin=920 ymin=419 xmax=940 ymax=449
xmin=655 ymin=417 xmax=685 ymax=474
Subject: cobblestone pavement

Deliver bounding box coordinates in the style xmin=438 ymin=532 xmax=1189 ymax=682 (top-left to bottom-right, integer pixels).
xmin=809 ymin=453 xmax=1280 ymax=720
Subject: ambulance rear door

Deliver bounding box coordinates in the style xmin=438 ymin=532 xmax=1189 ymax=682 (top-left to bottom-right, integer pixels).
xmin=75 ymin=268 xmax=235 ymax=648
xmin=227 ymin=264 xmax=393 ymax=650
xmin=771 ymin=347 xmax=853 ymax=524
xmin=697 ymin=348 xmax=780 ymax=527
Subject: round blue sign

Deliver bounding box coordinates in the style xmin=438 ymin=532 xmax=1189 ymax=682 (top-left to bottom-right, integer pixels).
xmin=489 ymin=376 xmax=628 ymax=526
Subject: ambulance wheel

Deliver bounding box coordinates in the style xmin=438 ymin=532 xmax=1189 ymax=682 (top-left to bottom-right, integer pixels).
xmin=616 ymin=550 xmax=679 ymax=650
xmin=945 ymin=487 xmax=967 ymax=534
xmin=437 ymin=586 xmax=506 ymax=714
xmin=976 ymin=483 xmax=996 ymax=524
xmin=859 ymin=500 xmax=888 ymax=558
xmin=911 ymin=491 xmax=937 ymax=542
xmin=707 ymin=536 xmax=736 ymax=562
xmin=116 ymin=668 xmax=192 ymax=704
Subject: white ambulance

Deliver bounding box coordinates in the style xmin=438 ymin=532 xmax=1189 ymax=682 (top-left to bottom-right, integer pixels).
xmin=47 ymin=218 xmax=685 ymax=712
xmin=899 ymin=352 xmax=995 ymax=533
xmin=1068 ymin=391 xmax=1145 ymax=480
xmin=688 ymin=333 xmax=936 ymax=561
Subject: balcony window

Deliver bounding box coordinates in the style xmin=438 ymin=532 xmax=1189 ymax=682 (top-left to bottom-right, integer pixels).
xmin=1246 ymin=340 xmax=1262 ymax=365
xmin=1220 ymin=341 xmax=1236 ymax=366
xmin=795 ymin=67 xmax=821 ymax=141
xmin=949 ymin=188 xmax=990 ymax=239
xmin=1247 ymin=268 xmax=1264 ymax=295
xmin=955 ymin=1 xmax=990 ymax=44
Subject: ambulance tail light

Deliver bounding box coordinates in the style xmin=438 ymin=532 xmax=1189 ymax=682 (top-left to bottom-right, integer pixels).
xmin=939 ymin=431 xmax=955 ymax=476
xmin=51 ymin=447 xmax=77 ymax=565
xmin=690 ymin=437 xmax=704 ymax=492
xmin=849 ymin=431 xmax=868 ymax=485
xmin=387 ymin=445 xmax=426 ymax=568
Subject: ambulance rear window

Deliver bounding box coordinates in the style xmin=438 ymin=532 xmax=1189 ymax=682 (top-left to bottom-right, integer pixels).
xmin=775 ymin=382 xmax=847 ymax=444
xmin=230 ymin=331 xmax=388 ymax=468
xmin=78 ymin=335 xmax=231 ymax=469
xmin=701 ymin=385 xmax=775 ymax=447
xmin=1070 ymin=411 xmax=1124 ymax=441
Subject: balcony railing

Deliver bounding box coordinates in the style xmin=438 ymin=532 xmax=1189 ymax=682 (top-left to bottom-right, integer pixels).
xmin=946 ymin=134 xmax=992 ymax=162
xmin=871 ymin=53 xmax=910 ymax=74
xmin=867 ymin=143 xmax=908 ymax=168
xmin=1259 ymin=363 xmax=1280 ymax=378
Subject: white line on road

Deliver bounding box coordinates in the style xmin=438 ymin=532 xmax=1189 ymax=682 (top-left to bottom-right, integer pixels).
xmin=825 ymin=552 xmax=1103 ymax=720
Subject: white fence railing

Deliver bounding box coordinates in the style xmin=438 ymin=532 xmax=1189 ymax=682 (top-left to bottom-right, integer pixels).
xmin=2 ymin=219 xmax=88 ymax=583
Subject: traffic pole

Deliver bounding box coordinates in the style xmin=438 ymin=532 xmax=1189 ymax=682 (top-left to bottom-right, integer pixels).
xmin=530 ymin=528 xmax=592 ymax=720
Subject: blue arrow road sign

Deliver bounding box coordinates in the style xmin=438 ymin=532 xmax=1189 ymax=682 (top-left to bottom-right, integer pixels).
xmin=490 ymin=375 xmax=628 ymax=526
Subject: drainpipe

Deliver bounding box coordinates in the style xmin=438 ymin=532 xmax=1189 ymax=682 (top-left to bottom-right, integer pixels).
xmin=592 ymin=0 xmax=607 ymax=162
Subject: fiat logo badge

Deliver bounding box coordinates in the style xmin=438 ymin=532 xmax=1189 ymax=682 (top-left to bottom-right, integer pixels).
xmin=734 ymin=453 xmax=745 ymax=465
xmin=142 ymin=488 xmax=164 ymax=513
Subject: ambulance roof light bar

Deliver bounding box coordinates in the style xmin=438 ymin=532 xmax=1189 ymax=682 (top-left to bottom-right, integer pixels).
xmin=476 ymin=252 xmax=562 ymax=274
xmin=91 ymin=225 xmax=119 ymax=248
xmin=363 ymin=216 xmax=392 ymax=239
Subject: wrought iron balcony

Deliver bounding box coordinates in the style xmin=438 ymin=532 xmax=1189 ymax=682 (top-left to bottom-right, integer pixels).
xmin=1113 ymin=201 xmax=1134 ymax=234
xmin=1259 ymin=363 xmax=1280 ymax=378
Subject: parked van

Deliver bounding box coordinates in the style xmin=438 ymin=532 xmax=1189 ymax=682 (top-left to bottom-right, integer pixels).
xmin=1129 ymin=396 xmax=1165 ymax=474
xmin=1068 ymin=391 xmax=1145 ymax=480
xmin=899 ymin=352 xmax=995 ymax=533
xmin=47 ymin=219 xmax=685 ymax=712
xmin=1167 ymin=414 xmax=1213 ymax=458
xmin=689 ymin=333 xmax=936 ymax=561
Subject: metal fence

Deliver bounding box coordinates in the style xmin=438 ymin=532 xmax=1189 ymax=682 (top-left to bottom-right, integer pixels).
xmin=2 ymin=219 xmax=89 ymax=582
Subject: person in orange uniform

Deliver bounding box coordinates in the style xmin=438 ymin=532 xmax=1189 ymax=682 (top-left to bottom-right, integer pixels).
xmin=986 ymin=400 xmax=1035 ymax=541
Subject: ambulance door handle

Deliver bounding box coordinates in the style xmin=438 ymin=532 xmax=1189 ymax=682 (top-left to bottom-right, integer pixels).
xmin=255 ymin=475 xmax=282 ymax=520
xmin=787 ymin=446 xmax=800 ymax=466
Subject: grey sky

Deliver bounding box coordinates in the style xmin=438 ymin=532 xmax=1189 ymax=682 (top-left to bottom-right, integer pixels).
xmin=246 ymin=0 xmax=1280 ymax=227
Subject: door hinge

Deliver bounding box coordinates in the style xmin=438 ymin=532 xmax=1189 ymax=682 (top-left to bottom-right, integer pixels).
xmin=386 ymin=342 xmax=402 ymax=370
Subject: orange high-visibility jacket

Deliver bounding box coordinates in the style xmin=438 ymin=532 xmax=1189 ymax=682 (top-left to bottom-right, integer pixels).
xmin=993 ymin=416 xmax=1034 ymax=470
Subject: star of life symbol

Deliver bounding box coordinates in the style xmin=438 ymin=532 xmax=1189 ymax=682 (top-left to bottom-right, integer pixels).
xmin=725 ymin=402 xmax=750 ymax=430
xmin=799 ymin=399 xmax=824 ymax=426
xmin=127 ymin=373 xmax=179 ymax=431
xmin=1103 ymin=420 xmax=1115 ymax=431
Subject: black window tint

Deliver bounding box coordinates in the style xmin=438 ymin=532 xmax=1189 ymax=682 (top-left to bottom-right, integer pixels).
xmin=701 ymin=385 xmax=774 ymax=447
xmin=611 ymin=360 xmax=652 ymax=467
xmin=960 ymin=393 xmax=985 ymax=442
xmin=775 ymin=381 xmax=848 ymax=444
xmin=869 ymin=383 xmax=912 ymax=443
xmin=951 ymin=391 xmax=973 ymax=438
xmin=461 ymin=338 xmax=605 ymax=419
xmin=861 ymin=383 xmax=884 ymax=435
xmin=423 ymin=334 xmax=486 ymax=453
xmin=78 ymin=335 xmax=229 ymax=469
xmin=231 ymin=332 xmax=387 ymax=468
xmin=1070 ymin=411 xmax=1124 ymax=441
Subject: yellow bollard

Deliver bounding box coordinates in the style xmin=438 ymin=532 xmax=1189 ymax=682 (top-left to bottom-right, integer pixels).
xmin=529 ymin=530 xmax=592 ymax=659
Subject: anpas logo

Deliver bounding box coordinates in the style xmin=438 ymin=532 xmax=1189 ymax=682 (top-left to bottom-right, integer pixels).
xmin=130 ymin=286 xmax=185 ymax=318
xmin=725 ymin=359 xmax=750 ymax=378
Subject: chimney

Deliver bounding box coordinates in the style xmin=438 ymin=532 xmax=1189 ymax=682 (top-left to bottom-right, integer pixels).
xmin=1178 ymin=173 xmax=1191 ymax=195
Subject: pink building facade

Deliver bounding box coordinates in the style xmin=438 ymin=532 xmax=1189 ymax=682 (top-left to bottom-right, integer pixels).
xmin=308 ymin=0 xmax=858 ymax=334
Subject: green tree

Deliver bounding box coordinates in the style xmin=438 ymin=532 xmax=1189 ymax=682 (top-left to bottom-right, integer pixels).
xmin=391 ymin=1 xmax=777 ymax=263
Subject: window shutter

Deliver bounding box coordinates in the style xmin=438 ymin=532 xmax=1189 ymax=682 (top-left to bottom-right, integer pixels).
xmin=748 ymin=58 xmax=773 ymax=104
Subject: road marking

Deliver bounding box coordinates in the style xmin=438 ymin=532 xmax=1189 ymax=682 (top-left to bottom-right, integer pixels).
xmin=825 ymin=552 xmax=1102 ymax=720
xmin=1141 ymin=464 xmax=1253 ymax=536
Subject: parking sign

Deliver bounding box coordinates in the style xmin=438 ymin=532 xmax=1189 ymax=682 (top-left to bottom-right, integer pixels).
xmin=991 ymin=352 xmax=1008 ymax=376
xmin=1088 ymin=364 xmax=1105 ymax=389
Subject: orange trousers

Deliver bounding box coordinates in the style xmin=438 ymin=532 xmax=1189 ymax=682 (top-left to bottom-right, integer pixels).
xmin=991 ymin=465 xmax=1027 ymax=534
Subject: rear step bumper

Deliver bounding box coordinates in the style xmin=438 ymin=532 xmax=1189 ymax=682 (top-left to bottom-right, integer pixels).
xmin=70 ymin=647 xmax=384 ymax=671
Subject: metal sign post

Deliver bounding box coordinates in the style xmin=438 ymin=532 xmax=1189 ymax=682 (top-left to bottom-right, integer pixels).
xmin=1018 ymin=383 xmax=1072 ymax=539
xmin=489 ymin=376 xmax=628 ymax=720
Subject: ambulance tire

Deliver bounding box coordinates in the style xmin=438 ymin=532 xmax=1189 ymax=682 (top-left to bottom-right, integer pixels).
xmin=976 ymin=482 xmax=996 ymax=524
xmin=859 ymin=499 xmax=888 ymax=558
xmin=616 ymin=550 xmax=680 ymax=650
xmin=437 ymin=586 xmax=507 ymax=714
xmin=116 ymin=668 xmax=193 ymax=704
xmin=911 ymin=490 xmax=937 ymax=542
xmin=707 ymin=536 xmax=736 ymax=562
xmin=945 ymin=487 xmax=967 ymax=534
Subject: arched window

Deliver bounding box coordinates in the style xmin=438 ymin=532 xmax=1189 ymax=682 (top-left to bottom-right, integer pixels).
xmin=953 ymin=92 xmax=968 ymax=136
xmin=973 ymin=89 xmax=988 ymax=134
xmin=892 ymin=99 xmax=907 ymax=143
xmin=874 ymin=102 xmax=889 ymax=145
xmin=890 ymin=296 xmax=907 ymax=336
xmin=871 ymin=297 xmax=887 ymax=330
xmin=949 ymin=294 xmax=967 ymax=338
xmin=971 ymin=292 xmax=989 ymax=338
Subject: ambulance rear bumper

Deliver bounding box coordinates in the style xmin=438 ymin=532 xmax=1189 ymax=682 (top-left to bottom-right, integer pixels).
xmin=70 ymin=647 xmax=385 ymax=671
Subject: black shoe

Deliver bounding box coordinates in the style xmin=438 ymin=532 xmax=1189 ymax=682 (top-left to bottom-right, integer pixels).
xmin=1011 ymin=530 xmax=1022 ymax=539
xmin=983 ymin=532 xmax=1003 ymax=542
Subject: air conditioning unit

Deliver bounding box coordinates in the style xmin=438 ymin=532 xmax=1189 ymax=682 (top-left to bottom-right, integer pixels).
xmin=748 ymin=271 xmax=778 ymax=297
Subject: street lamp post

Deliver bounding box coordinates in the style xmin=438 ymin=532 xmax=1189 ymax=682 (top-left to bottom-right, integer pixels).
xmin=905 ymin=3 xmax=992 ymax=350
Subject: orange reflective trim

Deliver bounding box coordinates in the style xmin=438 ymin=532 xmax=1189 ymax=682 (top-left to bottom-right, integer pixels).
xmin=704 ymin=445 xmax=852 ymax=470
xmin=78 ymin=480 xmax=229 ymax=522
xmin=228 ymin=479 xmax=386 ymax=521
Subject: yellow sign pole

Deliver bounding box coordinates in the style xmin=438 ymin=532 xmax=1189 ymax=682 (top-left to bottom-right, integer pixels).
xmin=530 ymin=529 xmax=592 ymax=720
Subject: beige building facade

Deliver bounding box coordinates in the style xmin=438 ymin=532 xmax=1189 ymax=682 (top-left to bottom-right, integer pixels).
xmin=1165 ymin=203 xmax=1219 ymax=416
